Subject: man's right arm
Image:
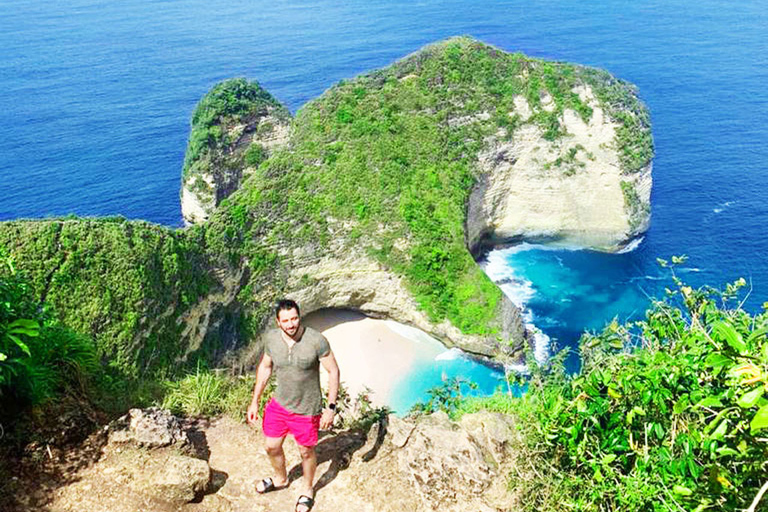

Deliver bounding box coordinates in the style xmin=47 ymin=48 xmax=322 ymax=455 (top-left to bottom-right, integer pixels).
xmin=246 ymin=352 xmax=273 ymax=425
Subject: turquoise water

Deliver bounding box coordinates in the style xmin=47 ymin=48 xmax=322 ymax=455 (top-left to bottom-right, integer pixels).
xmin=389 ymin=346 xmax=508 ymax=415
xmin=2 ymin=0 xmax=768 ymax=406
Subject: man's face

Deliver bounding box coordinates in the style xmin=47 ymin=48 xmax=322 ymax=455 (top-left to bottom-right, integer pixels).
xmin=276 ymin=307 xmax=301 ymax=337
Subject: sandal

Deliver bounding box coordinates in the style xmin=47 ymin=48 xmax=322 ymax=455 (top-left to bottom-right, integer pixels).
xmin=295 ymin=494 xmax=315 ymax=512
xmin=255 ymin=477 xmax=286 ymax=494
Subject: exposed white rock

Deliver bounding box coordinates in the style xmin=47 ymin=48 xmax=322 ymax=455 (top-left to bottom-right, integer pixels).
xmin=468 ymin=86 xmax=651 ymax=252
xmin=512 ymin=95 xmax=533 ymax=121
xmin=181 ymin=176 xmax=215 ymax=226
xmin=181 ymin=109 xmax=291 ymax=226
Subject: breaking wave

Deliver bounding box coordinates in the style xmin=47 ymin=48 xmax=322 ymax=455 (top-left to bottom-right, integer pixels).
xmin=481 ymin=246 xmax=551 ymax=365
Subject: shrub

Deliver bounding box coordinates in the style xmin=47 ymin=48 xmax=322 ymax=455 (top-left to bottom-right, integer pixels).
xmin=161 ymin=366 xmax=229 ymax=417
xmin=0 ymin=253 xmax=98 ymax=415
xmin=462 ymin=259 xmax=768 ymax=511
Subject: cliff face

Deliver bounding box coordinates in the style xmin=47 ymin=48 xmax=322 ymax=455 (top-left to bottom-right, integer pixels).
xmin=467 ymin=84 xmax=652 ymax=253
xmin=0 ymin=37 xmax=653 ymax=377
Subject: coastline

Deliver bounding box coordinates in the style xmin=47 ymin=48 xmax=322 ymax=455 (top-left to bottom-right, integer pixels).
xmin=304 ymin=309 xmax=508 ymax=413
xmin=304 ymin=310 xmax=441 ymax=408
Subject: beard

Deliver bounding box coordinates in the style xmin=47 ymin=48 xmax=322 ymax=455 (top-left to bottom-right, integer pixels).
xmin=280 ymin=323 xmax=301 ymax=338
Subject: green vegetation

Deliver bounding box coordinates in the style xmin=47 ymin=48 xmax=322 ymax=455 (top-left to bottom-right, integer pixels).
xmin=182 ymin=78 xmax=289 ymax=179
xmin=418 ymin=260 xmax=768 ymax=511
xmin=160 ymin=365 xmax=387 ymax=431
xmin=244 ymin=143 xmax=267 ymax=167
xmin=0 ymin=251 xmax=99 ymax=416
xmin=585 ymin=68 xmax=654 ymax=173
xmin=161 ymin=365 xmax=261 ymax=418
xmin=543 ymin=144 xmax=588 ymax=176
xmin=0 ymin=219 xmax=213 ymax=380
xmin=621 ymin=180 xmax=650 ymax=231
xmin=206 ymin=37 xmax=652 ymax=336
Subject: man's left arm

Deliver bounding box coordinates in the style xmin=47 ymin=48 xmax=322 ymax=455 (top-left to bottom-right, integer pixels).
xmin=319 ymin=350 xmax=340 ymax=429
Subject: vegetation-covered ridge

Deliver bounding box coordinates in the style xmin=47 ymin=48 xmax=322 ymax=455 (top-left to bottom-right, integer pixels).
xmin=181 ymin=78 xmax=292 ymax=223
xmin=0 ymin=218 xmax=214 ymax=380
xmin=182 ymin=77 xmax=290 ymax=180
xmin=423 ymin=263 xmax=768 ymax=512
xmin=207 ymin=36 xmax=653 ymax=336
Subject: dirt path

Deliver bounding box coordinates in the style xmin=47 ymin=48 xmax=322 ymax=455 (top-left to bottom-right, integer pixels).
xmin=17 ymin=416 xmax=403 ymax=512
xmin=10 ymin=410 xmax=519 ymax=512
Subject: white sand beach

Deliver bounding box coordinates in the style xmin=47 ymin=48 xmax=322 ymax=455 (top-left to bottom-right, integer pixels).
xmin=303 ymin=309 xmax=442 ymax=408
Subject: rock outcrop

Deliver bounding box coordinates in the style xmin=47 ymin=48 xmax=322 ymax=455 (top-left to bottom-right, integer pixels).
xmin=108 ymin=407 xmax=188 ymax=448
xmin=271 ymin=240 xmax=524 ymax=358
xmin=468 ymin=86 xmax=652 ymax=253
xmin=181 ymin=79 xmax=291 ymax=225
xmin=20 ymin=409 xmax=526 ymax=512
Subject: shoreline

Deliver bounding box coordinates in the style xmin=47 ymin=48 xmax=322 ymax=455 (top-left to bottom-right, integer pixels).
xmin=304 ymin=309 xmax=509 ymax=413
xmin=304 ymin=310 xmax=441 ymax=408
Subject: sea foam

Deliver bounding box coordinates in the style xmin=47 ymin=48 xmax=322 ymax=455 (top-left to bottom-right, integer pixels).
xmin=481 ymin=246 xmax=551 ymax=365
xmin=617 ymin=236 xmax=644 ymax=254
xmin=435 ymin=347 xmax=464 ymax=361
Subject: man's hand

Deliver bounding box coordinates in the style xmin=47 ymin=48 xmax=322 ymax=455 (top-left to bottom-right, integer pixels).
xmin=246 ymin=401 xmax=260 ymax=426
xmin=320 ymin=408 xmax=335 ymax=430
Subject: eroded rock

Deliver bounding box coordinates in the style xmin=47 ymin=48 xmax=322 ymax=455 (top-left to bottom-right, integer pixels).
xmin=392 ymin=413 xmax=495 ymax=508
xmin=109 ymin=407 xmax=187 ymax=448
xmin=459 ymin=410 xmax=520 ymax=467
xmin=142 ymin=454 xmax=211 ymax=505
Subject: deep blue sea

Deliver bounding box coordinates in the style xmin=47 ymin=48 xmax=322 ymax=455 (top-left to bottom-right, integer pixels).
xmin=2 ymin=0 xmax=767 ymax=408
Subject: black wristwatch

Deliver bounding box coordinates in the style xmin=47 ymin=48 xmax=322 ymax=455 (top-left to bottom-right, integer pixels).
xmin=327 ymin=403 xmax=336 ymax=411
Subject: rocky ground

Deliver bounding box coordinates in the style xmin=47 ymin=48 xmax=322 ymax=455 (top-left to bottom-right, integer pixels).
xmin=6 ymin=408 xmax=526 ymax=512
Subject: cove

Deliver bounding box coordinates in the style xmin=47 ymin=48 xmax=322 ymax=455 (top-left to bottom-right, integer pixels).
xmin=303 ymin=309 xmax=506 ymax=415
xmin=305 ymin=241 xmax=673 ymax=414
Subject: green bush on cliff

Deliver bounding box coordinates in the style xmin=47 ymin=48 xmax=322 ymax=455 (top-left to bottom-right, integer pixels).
xmin=0 ymin=219 xmax=213 ymax=381
xmin=0 ymin=252 xmax=99 ymax=419
xmin=183 ymin=78 xmax=288 ymax=179
xmin=441 ymin=264 xmax=768 ymax=511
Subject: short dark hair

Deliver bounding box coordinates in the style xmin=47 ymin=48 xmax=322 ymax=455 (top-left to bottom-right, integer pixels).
xmin=275 ymin=299 xmax=300 ymax=318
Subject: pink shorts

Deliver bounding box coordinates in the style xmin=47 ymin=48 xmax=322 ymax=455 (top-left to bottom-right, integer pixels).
xmin=262 ymin=399 xmax=321 ymax=447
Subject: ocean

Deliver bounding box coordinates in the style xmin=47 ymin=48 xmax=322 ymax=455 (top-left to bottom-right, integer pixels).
xmin=2 ymin=0 xmax=767 ymax=408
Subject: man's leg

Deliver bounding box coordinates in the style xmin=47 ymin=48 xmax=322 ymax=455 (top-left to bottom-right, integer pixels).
xmin=296 ymin=444 xmax=317 ymax=510
xmin=258 ymin=435 xmax=289 ymax=491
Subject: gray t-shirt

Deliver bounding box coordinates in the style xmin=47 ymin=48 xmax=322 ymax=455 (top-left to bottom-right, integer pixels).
xmin=265 ymin=326 xmax=331 ymax=416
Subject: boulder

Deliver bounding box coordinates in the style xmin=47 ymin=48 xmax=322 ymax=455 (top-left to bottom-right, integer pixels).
xmin=145 ymin=454 xmax=211 ymax=505
xmin=393 ymin=413 xmax=495 ymax=508
xmin=109 ymin=407 xmax=187 ymax=448
xmin=459 ymin=410 xmax=520 ymax=467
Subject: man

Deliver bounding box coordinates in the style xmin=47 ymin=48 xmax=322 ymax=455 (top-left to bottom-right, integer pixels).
xmin=246 ymin=299 xmax=340 ymax=512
